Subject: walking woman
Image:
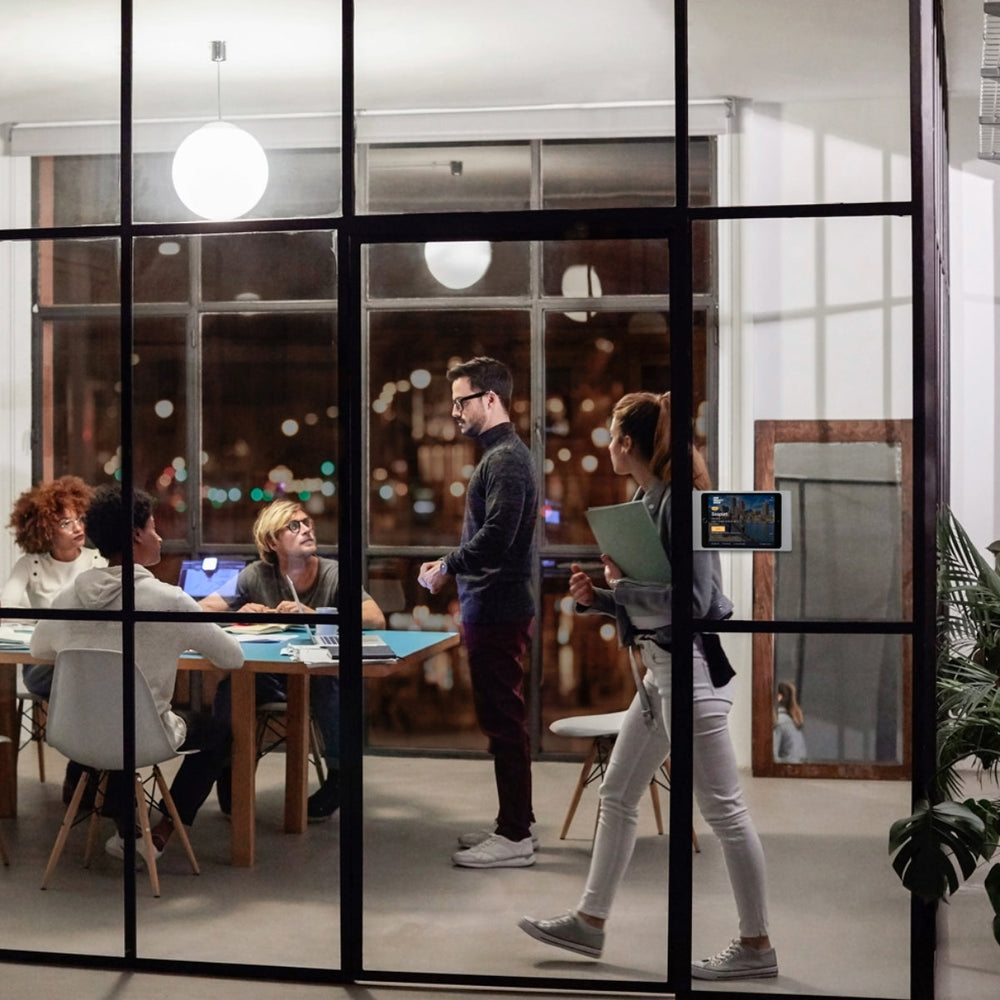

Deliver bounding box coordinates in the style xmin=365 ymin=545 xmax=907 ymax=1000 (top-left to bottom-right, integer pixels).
xmin=518 ymin=391 xmax=778 ymax=981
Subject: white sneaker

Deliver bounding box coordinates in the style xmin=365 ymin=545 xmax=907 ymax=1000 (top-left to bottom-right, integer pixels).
xmin=452 ymin=833 xmax=535 ymax=868
xmin=458 ymin=825 xmax=539 ymax=850
xmin=105 ymin=832 xmax=163 ymax=870
xmin=691 ymin=938 xmax=778 ymax=980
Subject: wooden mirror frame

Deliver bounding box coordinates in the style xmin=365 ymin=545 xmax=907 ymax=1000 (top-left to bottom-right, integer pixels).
xmin=752 ymin=419 xmax=913 ymax=779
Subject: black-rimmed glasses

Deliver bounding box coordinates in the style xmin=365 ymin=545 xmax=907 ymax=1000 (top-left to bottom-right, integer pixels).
xmin=451 ymin=390 xmax=488 ymax=414
xmin=283 ymin=517 xmax=313 ymax=534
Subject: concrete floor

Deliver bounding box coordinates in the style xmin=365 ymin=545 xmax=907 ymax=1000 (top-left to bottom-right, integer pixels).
xmin=0 ymin=744 xmax=998 ymax=999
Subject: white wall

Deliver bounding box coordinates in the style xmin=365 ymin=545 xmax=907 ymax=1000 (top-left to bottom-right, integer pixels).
xmin=946 ymin=95 xmax=1000 ymax=554
xmin=0 ymin=155 xmax=34 ymax=588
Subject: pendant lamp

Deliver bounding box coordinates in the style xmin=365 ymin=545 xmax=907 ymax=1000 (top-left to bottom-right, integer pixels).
xmin=171 ymin=41 xmax=269 ymax=221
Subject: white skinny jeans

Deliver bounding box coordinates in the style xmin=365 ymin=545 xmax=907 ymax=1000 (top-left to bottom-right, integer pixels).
xmin=577 ymin=637 xmax=770 ymax=938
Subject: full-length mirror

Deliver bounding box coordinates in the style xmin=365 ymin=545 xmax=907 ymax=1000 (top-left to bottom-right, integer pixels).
xmin=752 ymin=420 xmax=912 ymax=778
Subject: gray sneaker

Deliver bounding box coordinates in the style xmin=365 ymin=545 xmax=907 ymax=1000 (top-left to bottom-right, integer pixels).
xmin=691 ymin=939 xmax=778 ymax=980
xmin=458 ymin=825 xmax=539 ymax=850
xmin=518 ymin=911 xmax=604 ymax=958
xmin=452 ymin=833 xmax=535 ymax=868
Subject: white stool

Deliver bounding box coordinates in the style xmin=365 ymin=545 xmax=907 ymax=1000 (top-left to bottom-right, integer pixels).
xmin=549 ymin=710 xmax=699 ymax=851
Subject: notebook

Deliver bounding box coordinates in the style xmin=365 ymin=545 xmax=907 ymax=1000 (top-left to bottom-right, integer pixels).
xmin=178 ymin=557 xmax=246 ymax=599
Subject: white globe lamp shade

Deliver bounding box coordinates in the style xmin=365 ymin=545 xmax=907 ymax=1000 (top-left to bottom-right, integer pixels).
xmin=171 ymin=121 xmax=269 ymax=221
xmin=561 ymin=264 xmax=602 ymax=322
xmin=423 ymin=241 xmax=492 ymax=289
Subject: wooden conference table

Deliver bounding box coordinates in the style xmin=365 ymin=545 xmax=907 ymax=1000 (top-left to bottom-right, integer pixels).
xmin=0 ymin=628 xmax=459 ymax=867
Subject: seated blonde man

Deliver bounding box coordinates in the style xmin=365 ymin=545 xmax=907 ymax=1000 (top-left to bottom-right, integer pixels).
xmin=204 ymin=500 xmax=384 ymax=821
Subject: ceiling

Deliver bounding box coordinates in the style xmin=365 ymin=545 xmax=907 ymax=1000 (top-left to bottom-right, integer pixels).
xmin=0 ymin=1 xmax=984 ymax=132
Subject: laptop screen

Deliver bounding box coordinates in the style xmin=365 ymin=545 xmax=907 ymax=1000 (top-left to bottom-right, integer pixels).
xmin=177 ymin=558 xmax=246 ymax=599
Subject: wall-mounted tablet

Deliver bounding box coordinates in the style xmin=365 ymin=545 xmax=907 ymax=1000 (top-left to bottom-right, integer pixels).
xmin=693 ymin=491 xmax=792 ymax=551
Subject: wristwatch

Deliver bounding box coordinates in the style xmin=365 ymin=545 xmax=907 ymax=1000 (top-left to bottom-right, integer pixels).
xmin=438 ymin=560 xmax=449 ymax=577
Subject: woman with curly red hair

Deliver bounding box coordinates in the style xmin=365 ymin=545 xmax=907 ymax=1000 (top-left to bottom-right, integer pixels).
xmin=2 ymin=475 xmax=107 ymax=696
xmin=2 ymin=475 xmax=107 ymax=802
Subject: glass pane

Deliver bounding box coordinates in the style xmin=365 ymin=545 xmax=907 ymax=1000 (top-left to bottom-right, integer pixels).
xmin=0 ymin=246 xmax=123 ymax=957
xmin=542 ymin=138 xmax=706 ymax=210
xmin=41 ymin=238 xmax=120 ymax=306
xmin=134 ymin=317 xmax=189 ymax=542
xmin=38 ymin=156 xmax=120 ymax=229
xmin=202 ymin=231 xmax=337 ymax=302
xmin=367 ymin=143 xmax=530 ymax=213
xmin=356 ymin=1 xmax=675 ymax=215
xmin=133 ymin=4 xmax=341 ymax=223
xmin=367 ymin=309 xmax=531 ymax=548
xmin=368 ymin=240 xmax=528 ymax=298
xmin=544 ymin=308 xmax=711 ymax=547
xmin=135 ymin=237 xmax=190 ymax=304
xmin=772 ymin=632 xmax=907 ymax=765
xmin=11 ymin=0 xmax=121 ymax=227
xmin=774 ymin=442 xmax=907 ymax=623
xmin=691 ymin=665 xmax=912 ymax=995
xmin=538 ymin=560 xmax=635 ymax=743
xmin=364 ymin=555 xmax=477 ymax=752
xmin=689 ymin=0 xmax=911 ymax=206
xmin=542 ymin=239 xmax=670 ymax=298
xmin=201 ymin=310 xmax=338 ymax=547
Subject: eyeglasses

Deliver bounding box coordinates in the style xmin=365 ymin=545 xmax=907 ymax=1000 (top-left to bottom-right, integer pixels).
xmin=283 ymin=517 xmax=313 ymax=534
xmin=451 ymin=390 xmax=488 ymax=414
xmin=58 ymin=516 xmax=84 ymax=530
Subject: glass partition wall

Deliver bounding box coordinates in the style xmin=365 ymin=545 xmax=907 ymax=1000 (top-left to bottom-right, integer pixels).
xmin=0 ymin=1 xmax=945 ymax=998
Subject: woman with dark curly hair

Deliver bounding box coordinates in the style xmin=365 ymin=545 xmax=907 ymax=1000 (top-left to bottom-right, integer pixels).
xmin=2 ymin=475 xmax=107 ymax=697
xmin=2 ymin=476 xmax=107 ymax=802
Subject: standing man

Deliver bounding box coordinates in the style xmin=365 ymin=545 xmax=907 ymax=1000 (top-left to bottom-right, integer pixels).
xmin=419 ymin=356 xmax=539 ymax=868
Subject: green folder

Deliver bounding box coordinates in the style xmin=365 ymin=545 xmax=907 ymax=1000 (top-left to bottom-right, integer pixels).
xmin=584 ymin=501 xmax=672 ymax=583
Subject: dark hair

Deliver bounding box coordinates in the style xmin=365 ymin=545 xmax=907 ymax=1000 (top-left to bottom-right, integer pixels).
xmin=776 ymin=680 xmax=804 ymax=728
xmin=446 ymin=356 xmax=513 ymax=413
xmin=7 ymin=476 xmax=96 ymax=554
xmin=85 ymin=484 xmax=156 ymax=559
xmin=611 ymin=391 xmax=712 ymax=489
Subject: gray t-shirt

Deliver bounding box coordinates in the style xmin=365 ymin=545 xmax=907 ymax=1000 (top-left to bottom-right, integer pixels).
xmin=228 ymin=557 xmax=372 ymax=610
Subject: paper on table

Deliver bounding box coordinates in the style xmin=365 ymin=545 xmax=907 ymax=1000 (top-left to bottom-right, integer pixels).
xmin=226 ymin=623 xmax=291 ymax=635
xmin=584 ymin=501 xmax=671 ymax=583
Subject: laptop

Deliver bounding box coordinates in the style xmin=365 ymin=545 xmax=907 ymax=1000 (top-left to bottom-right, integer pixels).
xmin=285 ymin=575 xmax=396 ymax=659
xmin=178 ymin=557 xmax=246 ymax=600
xmin=309 ymin=630 xmax=396 ymax=659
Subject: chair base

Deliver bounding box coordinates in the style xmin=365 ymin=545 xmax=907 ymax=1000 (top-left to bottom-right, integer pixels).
xmin=41 ymin=767 xmax=200 ymax=897
xmin=257 ymin=701 xmax=327 ymax=788
xmin=555 ymin=723 xmax=700 ymax=853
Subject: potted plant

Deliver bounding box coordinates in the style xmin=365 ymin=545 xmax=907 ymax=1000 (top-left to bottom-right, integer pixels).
xmin=888 ymin=506 xmax=1000 ymax=945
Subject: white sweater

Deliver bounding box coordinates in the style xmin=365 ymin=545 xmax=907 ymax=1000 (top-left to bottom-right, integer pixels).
xmin=1 ymin=548 xmax=107 ymax=612
xmin=31 ymin=565 xmax=243 ymax=750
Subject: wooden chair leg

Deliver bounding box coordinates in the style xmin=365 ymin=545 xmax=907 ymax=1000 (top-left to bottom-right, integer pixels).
xmin=33 ymin=701 xmax=47 ymax=783
xmin=134 ymin=772 xmax=160 ymax=897
xmin=309 ymin=718 xmax=327 ymax=787
xmin=41 ymin=771 xmax=88 ymax=889
xmin=560 ymin=741 xmax=598 ymax=839
xmin=648 ymin=780 xmax=664 ymax=835
xmin=153 ymin=767 xmax=200 ymax=876
xmin=83 ymin=772 xmax=108 ymax=868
